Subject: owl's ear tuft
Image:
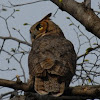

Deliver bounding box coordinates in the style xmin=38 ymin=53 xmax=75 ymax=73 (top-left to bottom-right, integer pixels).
xmin=42 ymin=13 xmax=52 ymax=20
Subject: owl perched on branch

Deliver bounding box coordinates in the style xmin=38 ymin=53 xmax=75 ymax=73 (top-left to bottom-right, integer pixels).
xmin=28 ymin=13 xmax=76 ymax=97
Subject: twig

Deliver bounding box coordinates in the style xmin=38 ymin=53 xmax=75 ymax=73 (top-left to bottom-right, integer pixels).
xmin=0 ymin=47 xmax=26 ymax=83
xmin=0 ymin=36 xmax=31 ymax=47
xmin=53 ymin=8 xmax=59 ymax=17
xmin=0 ymin=68 xmax=16 ymax=71
xmin=0 ymin=91 xmax=14 ymax=99
xmin=0 ymin=39 xmax=5 ymax=54
xmin=0 ymin=9 xmax=16 ymax=36
xmin=77 ymin=45 xmax=100 ymax=60
xmin=8 ymin=0 xmax=50 ymax=7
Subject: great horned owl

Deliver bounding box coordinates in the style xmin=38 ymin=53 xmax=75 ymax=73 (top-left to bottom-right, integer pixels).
xmin=28 ymin=13 xmax=76 ymax=97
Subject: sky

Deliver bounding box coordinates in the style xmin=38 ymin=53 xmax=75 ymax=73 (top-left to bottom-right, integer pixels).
xmin=0 ymin=0 xmax=100 ymax=99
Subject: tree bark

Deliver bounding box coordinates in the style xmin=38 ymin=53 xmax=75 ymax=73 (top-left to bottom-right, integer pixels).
xmin=84 ymin=0 xmax=91 ymax=8
xmin=0 ymin=79 xmax=31 ymax=92
xmin=0 ymin=79 xmax=100 ymax=100
xmin=51 ymin=0 xmax=100 ymax=39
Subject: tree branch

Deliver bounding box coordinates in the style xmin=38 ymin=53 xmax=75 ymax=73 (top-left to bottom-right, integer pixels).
xmin=0 ymin=91 xmax=14 ymax=99
xmin=5 ymin=0 xmax=50 ymax=8
xmin=0 ymin=36 xmax=31 ymax=47
xmin=0 ymin=79 xmax=30 ymax=92
xmin=0 ymin=78 xmax=100 ymax=98
xmin=51 ymin=0 xmax=100 ymax=39
xmin=77 ymin=45 xmax=100 ymax=60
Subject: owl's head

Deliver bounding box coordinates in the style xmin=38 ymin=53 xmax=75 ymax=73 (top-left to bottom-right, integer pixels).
xmin=30 ymin=13 xmax=64 ymax=42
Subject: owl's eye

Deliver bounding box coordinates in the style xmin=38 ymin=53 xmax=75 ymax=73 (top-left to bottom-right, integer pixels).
xmin=36 ymin=24 xmax=43 ymax=31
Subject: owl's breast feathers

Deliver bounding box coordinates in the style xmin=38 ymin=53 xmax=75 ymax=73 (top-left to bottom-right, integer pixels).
xmin=28 ymin=35 xmax=76 ymax=96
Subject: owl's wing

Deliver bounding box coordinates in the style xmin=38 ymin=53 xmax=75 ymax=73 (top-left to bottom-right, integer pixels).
xmin=28 ymin=35 xmax=76 ymax=78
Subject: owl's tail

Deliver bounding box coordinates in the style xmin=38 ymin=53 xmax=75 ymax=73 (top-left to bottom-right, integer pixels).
xmin=44 ymin=75 xmax=65 ymax=97
xmin=34 ymin=76 xmax=65 ymax=97
xmin=35 ymin=77 xmax=48 ymax=95
xmin=51 ymin=82 xmax=65 ymax=97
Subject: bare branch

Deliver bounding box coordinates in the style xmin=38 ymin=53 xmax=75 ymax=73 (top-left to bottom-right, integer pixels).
xmin=77 ymin=45 xmax=100 ymax=60
xmin=0 ymin=9 xmax=16 ymax=36
xmin=5 ymin=0 xmax=50 ymax=8
xmin=0 ymin=68 xmax=16 ymax=71
xmin=0 ymin=36 xmax=31 ymax=47
xmin=0 ymin=91 xmax=15 ymax=99
xmin=0 ymin=47 xmax=27 ymax=82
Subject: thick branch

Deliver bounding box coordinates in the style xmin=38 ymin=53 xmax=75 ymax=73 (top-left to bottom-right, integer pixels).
xmin=69 ymin=85 xmax=100 ymax=97
xmin=0 ymin=78 xmax=100 ymax=98
xmin=0 ymin=79 xmax=30 ymax=92
xmin=51 ymin=0 xmax=100 ymax=39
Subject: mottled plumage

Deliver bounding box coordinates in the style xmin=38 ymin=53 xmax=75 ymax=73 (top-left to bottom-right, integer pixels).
xmin=28 ymin=13 xmax=76 ymax=96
